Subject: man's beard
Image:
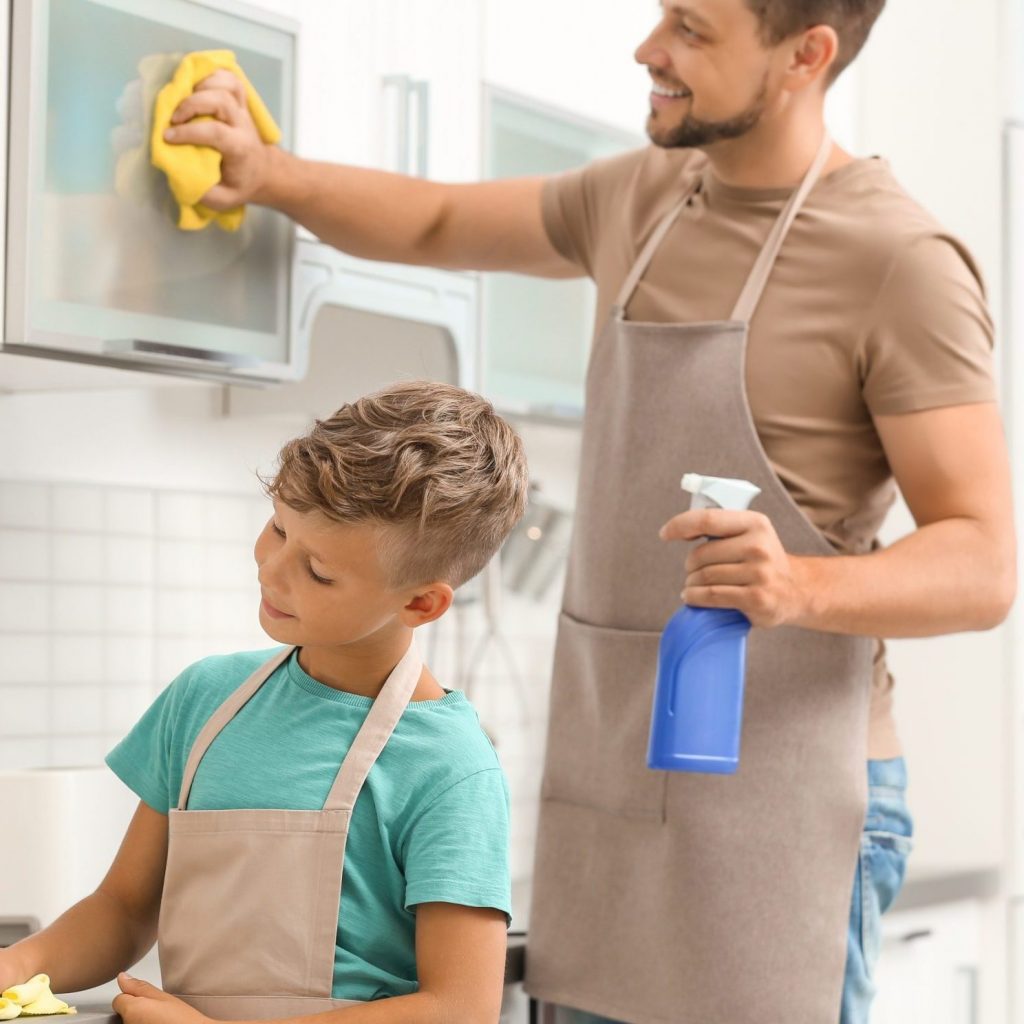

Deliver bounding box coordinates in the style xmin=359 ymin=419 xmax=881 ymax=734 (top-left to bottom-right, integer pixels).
xmin=648 ymin=74 xmax=769 ymax=149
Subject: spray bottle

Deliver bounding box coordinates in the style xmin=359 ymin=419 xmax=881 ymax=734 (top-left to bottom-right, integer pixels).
xmin=647 ymin=473 xmax=762 ymax=775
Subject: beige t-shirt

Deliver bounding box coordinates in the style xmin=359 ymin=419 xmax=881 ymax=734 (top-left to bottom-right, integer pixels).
xmin=542 ymin=146 xmax=997 ymax=760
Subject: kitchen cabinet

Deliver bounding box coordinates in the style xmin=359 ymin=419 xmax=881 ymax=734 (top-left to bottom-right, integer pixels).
xmin=481 ymin=89 xmax=639 ymax=418
xmin=3 ymin=0 xmax=301 ymax=387
xmin=873 ymin=900 xmax=981 ymax=1024
xmin=227 ymin=238 xmax=479 ymax=417
xmin=249 ymin=0 xmax=482 ymax=180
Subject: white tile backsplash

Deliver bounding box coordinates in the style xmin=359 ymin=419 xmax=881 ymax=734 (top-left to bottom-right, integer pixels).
xmin=0 ymin=737 xmax=49 ymax=770
xmin=104 ymin=586 xmax=154 ymax=633
xmin=0 ymin=483 xmax=50 ymax=529
xmin=53 ymin=584 xmax=105 ymax=632
xmin=0 ymin=634 xmax=50 ymax=683
xmin=0 ymin=582 xmax=49 ymax=631
xmin=104 ymin=636 xmax=156 ymax=686
xmin=0 ymin=530 xmax=50 ymax=580
xmin=52 ymin=685 xmax=105 ymax=735
xmin=157 ymin=493 xmax=207 ymax=540
xmin=51 ymin=484 xmax=105 ymax=532
xmin=0 ymin=685 xmax=49 ymax=736
xmin=52 ymin=534 xmax=104 ymax=582
xmin=52 ymin=635 xmax=105 ymax=684
xmin=105 ymin=488 xmax=155 ymax=536
xmin=156 ymin=539 xmax=206 ymax=587
xmin=204 ymin=494 xmax=254 ymax=542
xmin=0 ymin=480 xmax=275 ymax=768
xmin=104 ymin=536 xmax=155 ymax=585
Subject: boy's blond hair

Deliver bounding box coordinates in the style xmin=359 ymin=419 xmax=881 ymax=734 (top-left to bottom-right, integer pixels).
xmin=263 ymin=381 xmax=529 ymax=589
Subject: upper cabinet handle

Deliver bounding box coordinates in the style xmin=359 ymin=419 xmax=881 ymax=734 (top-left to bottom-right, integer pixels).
xmin=382 ymin=74 xmax=429 ymax=177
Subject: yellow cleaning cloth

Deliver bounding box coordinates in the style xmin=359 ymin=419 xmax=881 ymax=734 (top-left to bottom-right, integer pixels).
xmin=2 ymin=977 xmax=49 ymax=1007
xmin=150 ymin=49 xmax=281 ymax=232
xmin=1 ymin=976 xmax=76 ymax=1017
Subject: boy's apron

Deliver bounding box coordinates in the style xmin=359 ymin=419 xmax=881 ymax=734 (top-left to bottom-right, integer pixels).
xmin=525 ymin=135 xmax=874 ymax=1023
xmin=157 ymin=641 xmax=423 ymax=1020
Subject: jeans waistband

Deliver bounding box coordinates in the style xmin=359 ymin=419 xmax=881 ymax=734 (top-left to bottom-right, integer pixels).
xmin=867 ymin=756 xmax=907 ymax=789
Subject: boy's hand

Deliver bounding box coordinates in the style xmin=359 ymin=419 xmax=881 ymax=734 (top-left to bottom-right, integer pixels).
xmin=659 ymin=507 xmax=813 ymax=628
xmin=113 ymin=975 xmax=212 ymax=1024
xmin=0 ymin=948 xmax=27 ymax=993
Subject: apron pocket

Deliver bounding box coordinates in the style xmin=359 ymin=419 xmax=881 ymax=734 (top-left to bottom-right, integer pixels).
xmin=541 ymin=612 xmax=666 ymax=819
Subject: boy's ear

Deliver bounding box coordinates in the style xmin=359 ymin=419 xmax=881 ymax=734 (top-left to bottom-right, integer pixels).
xmin=400 ymin=582 xmax=454 ymax=627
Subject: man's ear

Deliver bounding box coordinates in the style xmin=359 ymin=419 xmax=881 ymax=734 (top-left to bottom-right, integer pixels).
xmin=399 ymin=582 xmax=455 ymax=627
xmin=783 ymin=24 xmax=840 ymax=93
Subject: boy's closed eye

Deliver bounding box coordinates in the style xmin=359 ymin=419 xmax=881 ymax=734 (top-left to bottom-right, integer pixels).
xmin=271 ymin=521 xmax=334 ymax=585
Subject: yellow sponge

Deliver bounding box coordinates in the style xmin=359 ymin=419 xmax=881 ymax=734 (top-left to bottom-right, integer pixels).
xmin=0 ymin=999 xmax=21 ymax=1020
xmin=150 ymin=49 xmax=281 ymax=232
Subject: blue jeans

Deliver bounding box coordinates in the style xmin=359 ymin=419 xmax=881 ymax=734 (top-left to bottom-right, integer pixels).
xmin=553 ymin=758 xmax=913 ymax=1024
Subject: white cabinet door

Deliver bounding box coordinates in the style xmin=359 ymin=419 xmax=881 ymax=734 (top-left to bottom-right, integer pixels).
xmin=371 ymin=0 xmax=483 ymax=182
xmin=482 ymin=0 xmax=652 ymax=136
xmin=248 ymin=0 xmax=481 ymax=176
xmin=240 ymin=0 xmax=370 ymax=165
xmin=873 ymin=901 xmax=981 ymax=1024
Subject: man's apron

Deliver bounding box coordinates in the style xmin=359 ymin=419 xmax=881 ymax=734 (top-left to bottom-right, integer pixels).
xmin=157 ymin=642 xmax=422 ymax=1020
xmin=525 ymin=135 xmax=874 ymax=1024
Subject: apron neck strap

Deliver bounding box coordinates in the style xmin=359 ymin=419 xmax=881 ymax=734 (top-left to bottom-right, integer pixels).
xmin=323 ymin=640 xmax=423 ymax=811
xmin=613 ymin=132 xmax=833 ymax=322
xmin=174 ymin=641 xmax=423 ymax=812
xmin=612 ymin=189 xmax=694 ymax=315
xmin=176 ymin=644 xmax=295 ymax=811
xmin=729 ymin=132 xmax=833 ymax=323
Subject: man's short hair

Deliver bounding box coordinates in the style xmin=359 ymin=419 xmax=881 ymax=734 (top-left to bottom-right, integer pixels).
xmin=745 ymin=0 xmax=886 ymax=82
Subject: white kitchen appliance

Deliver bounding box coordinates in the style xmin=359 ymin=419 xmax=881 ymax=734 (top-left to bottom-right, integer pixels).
xmin=0 ymin=767 xmax=138 ymax=930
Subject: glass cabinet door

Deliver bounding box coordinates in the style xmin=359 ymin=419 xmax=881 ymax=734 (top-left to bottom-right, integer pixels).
xmin=482 ymin=88 xmax=640 ymax=419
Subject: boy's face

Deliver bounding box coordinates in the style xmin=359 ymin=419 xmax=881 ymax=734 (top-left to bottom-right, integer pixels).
xmin=253 ymin=500 xmax=439 ymax=648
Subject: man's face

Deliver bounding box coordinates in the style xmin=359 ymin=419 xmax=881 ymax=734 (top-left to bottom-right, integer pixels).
xmin=635 ymin=0 xmax=782 ymax=149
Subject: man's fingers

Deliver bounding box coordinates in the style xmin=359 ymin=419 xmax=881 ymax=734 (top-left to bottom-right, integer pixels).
xmin=193 ymin=69 xmax=248 ymax=105
xmin=684 ymin=536 xmax=752 ymax=573
xmin=660 ymin=508 xmax=760 ymax=542
xmin=198 ymin=182 xmax=240 ymax=210
xmin=170 ymin=88 xmax=245 ymax=127
xmin=686 ymin=562 xmax=758 ymax=590
xmin=163 ymin=118 xmax=235 ymax=151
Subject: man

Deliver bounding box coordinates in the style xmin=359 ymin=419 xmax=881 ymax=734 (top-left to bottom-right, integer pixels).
xmin=164 ymin=1 xmax=1016 ymax=1020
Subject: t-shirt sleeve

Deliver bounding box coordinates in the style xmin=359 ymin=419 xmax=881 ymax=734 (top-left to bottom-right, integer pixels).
xmin=401 ymin=768 xmax=511 ymax=922
xmin=860 ymin=234 xmax=997 ymax=416
xmin=105 ymin=670 xmax=191 ymax=815
xmin=541 ymin=148 xmax=647 ymax=278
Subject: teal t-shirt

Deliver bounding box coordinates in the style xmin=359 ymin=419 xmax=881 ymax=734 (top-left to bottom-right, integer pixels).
xmin=105 ymin=646 xmax=511 ymax=1002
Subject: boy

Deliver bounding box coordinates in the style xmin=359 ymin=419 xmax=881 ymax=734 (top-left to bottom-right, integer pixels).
xmin=0 ymin=381 xmax=529 ymax=1024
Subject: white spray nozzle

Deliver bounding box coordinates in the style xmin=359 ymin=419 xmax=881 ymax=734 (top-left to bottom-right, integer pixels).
xmin=681 ymin=473 xmax=761 ymax=511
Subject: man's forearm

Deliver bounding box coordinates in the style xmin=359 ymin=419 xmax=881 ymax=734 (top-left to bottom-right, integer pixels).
xmin=792 ymin=516 xmax=1016 ymax=638
xmin=254 ymin=149 xmax=453 ymax=267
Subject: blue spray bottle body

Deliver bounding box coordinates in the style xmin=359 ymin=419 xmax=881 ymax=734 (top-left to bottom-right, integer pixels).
xmin=647 ymin=473 xmax=762 ymax=775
